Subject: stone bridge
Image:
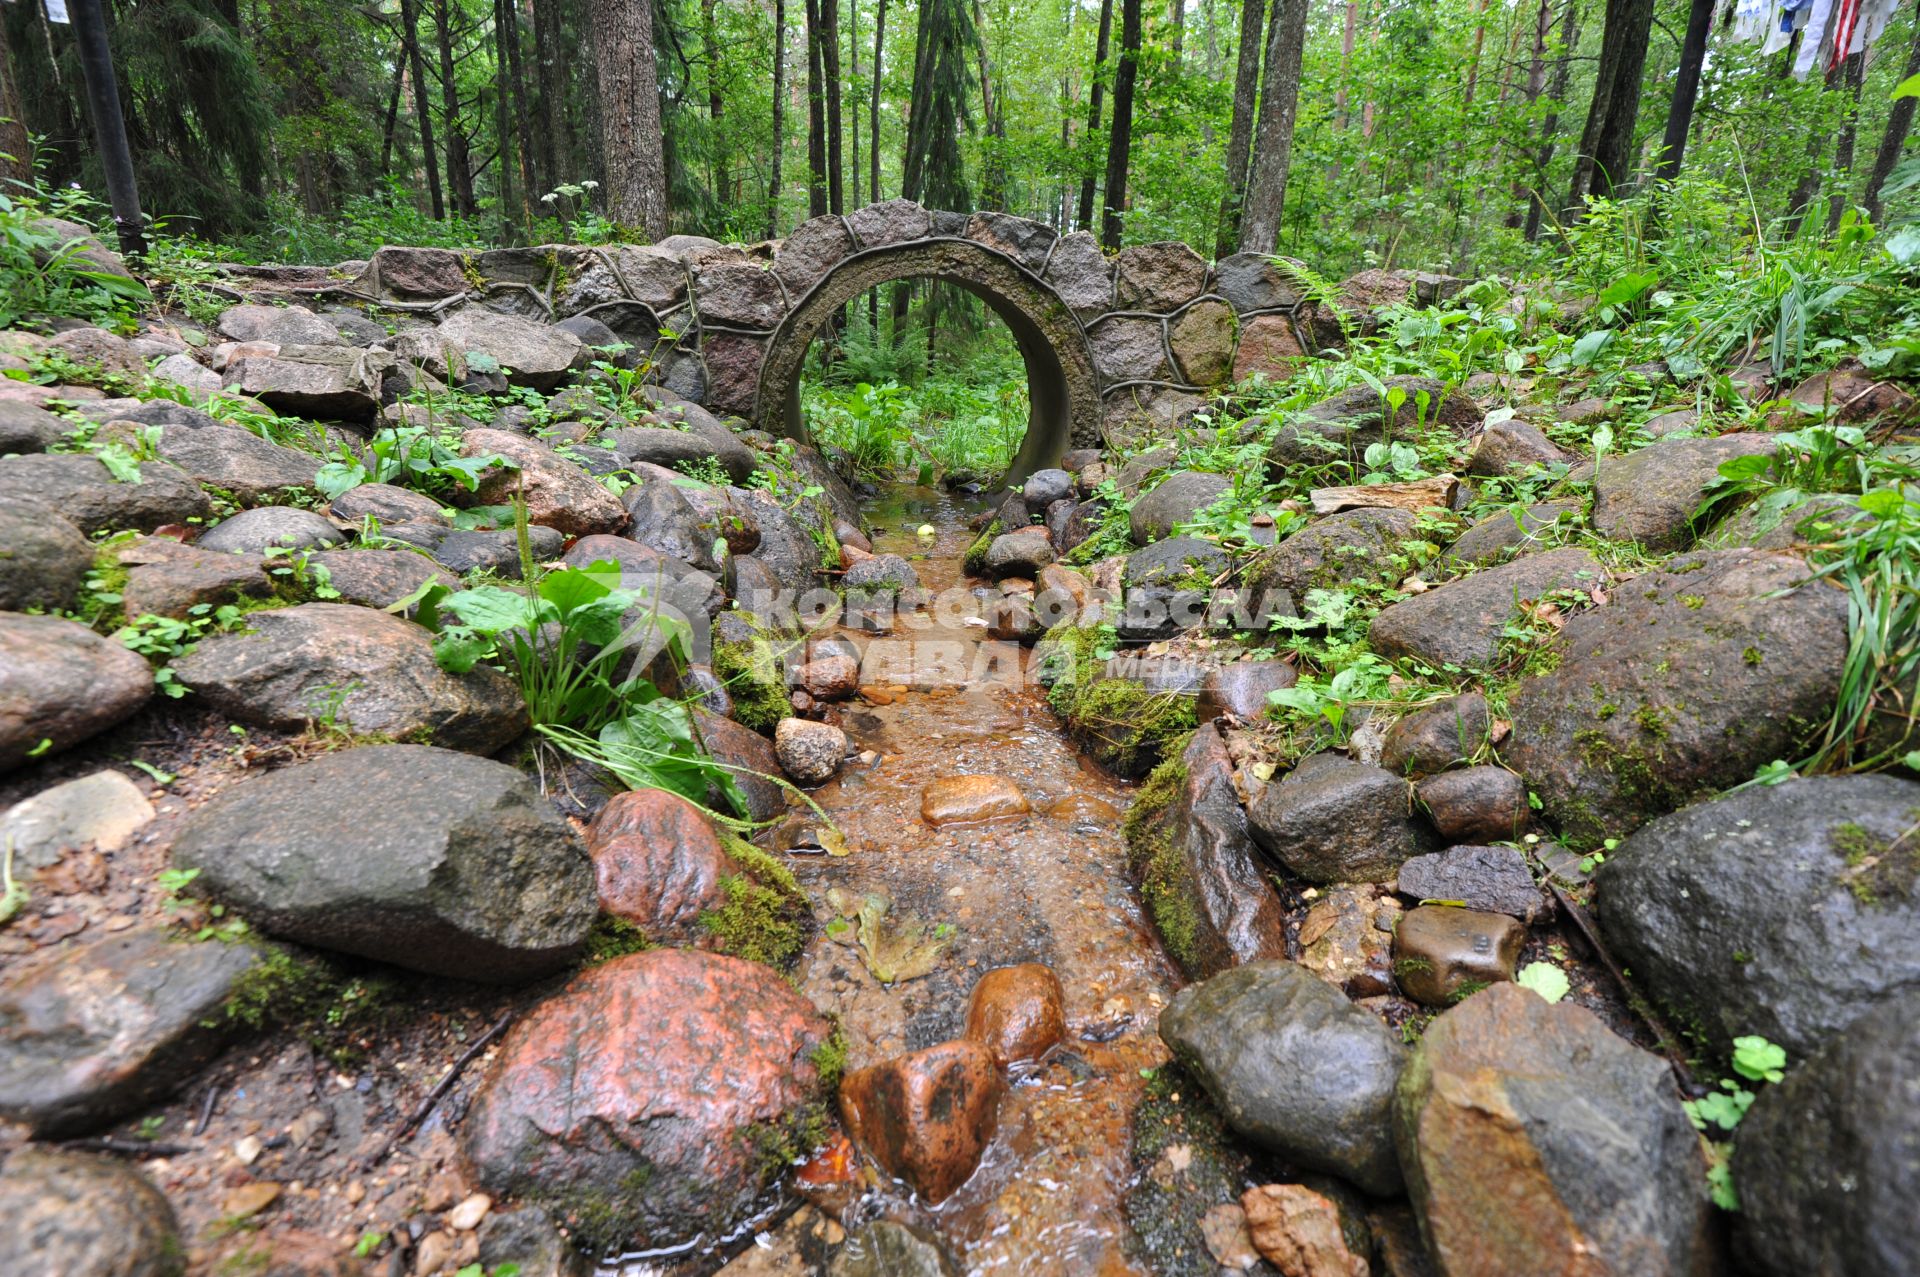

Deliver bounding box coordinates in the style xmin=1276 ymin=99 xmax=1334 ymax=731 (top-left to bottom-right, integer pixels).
xmin=327 ymin=199 xmax=1408 ymax=477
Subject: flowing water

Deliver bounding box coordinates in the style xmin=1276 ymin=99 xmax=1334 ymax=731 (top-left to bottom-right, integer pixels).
xmin=779 ymin=484 xmax=1178 ymax=1274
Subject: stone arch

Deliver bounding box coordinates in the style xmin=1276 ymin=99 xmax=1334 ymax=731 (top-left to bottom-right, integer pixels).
xmin=753 ymin=237 xmax=1100 ymax=483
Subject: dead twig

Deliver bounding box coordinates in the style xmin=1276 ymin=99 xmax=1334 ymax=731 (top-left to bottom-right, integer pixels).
xmin=193 ymin=1083 xmax=219 ymax=1136
xmin=1548 ymin=880 xmax=1696 ymax=1093
xmin=62 ymin=1137 xmax=195 ymax=1158
xmin=361 ymin=1010 xmax=515 ymax=1169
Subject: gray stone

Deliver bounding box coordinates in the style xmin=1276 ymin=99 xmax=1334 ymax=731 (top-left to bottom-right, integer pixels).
xmin=0 ymin=770 xmax=153 ymax=870
xmin=774 ymin=717 xmax=846 ymax=785
xmin=46 ymin=327 xmax=145 ymax=382
xmin=1439 ymin=500 xmax=1583 ymax=571
xmin=1733 ymin=990 xmax=1920 ymax=1277
xmin=608 ymin=245 xmax=692 ymax=311
xmin=1114 ymin=242 xmax=1209 ymax=312
xmin=1247 ymin=752 xmax=1432 ymax=884
xmin=1398 ymin=845 xmax=1544 ymax=922
xmin=216 ymin=303 xmax=341 ymax=345
xmin=1043 ymin=231 xmax=1113 ymax=320
xmin=1199 ymin=660 xmax=1298 ymax=722
xmin=693 ymin=260 xmax=788 ymax=330
xmin=622 ymin=475 xmax=720 ymax=571
xmin=171 ymin=744 xmax=596 ymax=981
xmin=847 ymin=198 xmax=932 ymax=248
xmin=328 ymin=481 xmax=447 ymax=526
xmin=1591 ymin=434 xmax=1780 ymax=551
xmin=1415 ymin=765 xmax=1530 ymax=843
xmin=1019 ymin=467 xmax=1075 ymax=513
xmin=478 ymin=1207 xmax=589 ymax=1277
xmin=1213 ymin=253 xmax=1304 ymax=313
xmin=774 ymin=214 xmax=857 ymax=295
xmin=980 ymin=532 xmax=1056 ymax=579
xmin=738 ymin=487 xmax=822 ymax=595
xmin=1506 ymin=550 xmax=1849 ymax=844
xmin=1129 ymin=470 xmax=1230 ymax=544
xmin=305 ymin=548 xmax=457 ymax=610
xmin=1267 ymin=376 xmax=1481 ymax=469
xmin=0 ymin=498 xmax=92 ymax=611
xmin=123 ymin=416 xmax=320 ymax=504
xmin=148 ymin=353 xmax=220 ymax=396
xmin=0 ymin=614 xmax=153 ymax=772
xmin=436 ymin=307 xmax=584 ymax=390
xmin=1467 ymin=419 xmax=1570 ymax=476
xmin=376 ymin=521 xmax=565 ymax=576
xmin=0 ymin=927 xmax=263 ymax=1136
xmin=0 ymin=401 xmax=66 ymax=453
xmin=1596 ymin=774 xmax=1920 ymax=1059
xmin=455 ymin=427 xmax=630 ymax=538
xmin=1089 ymin=315 xmax=1171 ymax=382
xmin=0 ymin=453 xmax=211 ymax=534
xmin=1160 ymin=959 xmax=1406 ymax=1195
xmin=1248 ymin=508 xmax=1419 ymax=619
xmin=1379 ymin=693 xmax=1492 ymax=778
xmin=197 ymin=506 xmax=345 ymax=554
xmin=223 ymin=348 xmax=388 ymax=421
xmin=965 ymin=211 xmax=1057 ymax=271
xmin=113 ymin=536 xmax=273 ymax=620
xmin=366 ymin=245 xmax=471 ymax=298
xmin=1369 ymin=547 xmax=1605 ymax=671
xmin=0 ymin=1147 xmax=183 ymax=1277
xmin=1168 ymin=300 xmax=1236 ymax=386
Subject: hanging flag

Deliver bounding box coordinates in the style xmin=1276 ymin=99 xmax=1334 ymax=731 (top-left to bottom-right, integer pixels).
xmin=44 ymin=0 xmax=70 ymax=21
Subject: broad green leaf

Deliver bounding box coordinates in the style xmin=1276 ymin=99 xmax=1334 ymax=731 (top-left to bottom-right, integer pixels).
xmin=1515 ymin=961 xmax=1570 ymax=1003
xmin=1570 ymin=328 xmax=1614 ymax=366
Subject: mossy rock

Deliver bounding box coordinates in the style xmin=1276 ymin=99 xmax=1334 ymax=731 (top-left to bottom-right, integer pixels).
xmin=1039 ymin=620 xmax=1195 ymax=778
xmin=699 ymin=834 xmax=810 ymax=968
xmin=961 ymin=518 xmax=1003 ymax=577
xmin=711 ymin=613 xmax=803 ymax=735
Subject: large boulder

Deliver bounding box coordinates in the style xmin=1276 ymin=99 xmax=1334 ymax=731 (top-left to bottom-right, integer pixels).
xmin=1590 ymin=434 xmax=1779 ymax=551
xmin=1733 ymin=990 xmax=1920 ymax=1277
xmin=1246 ymin=508 xmax=1419 ymax=619
xmin=142 ymin=417 xmax=321 ymax=502
xmin=0 ymin=927 xmax=264 ymax=1136
xmin=1159 ymin=960 xmax=1406 ymax=1195
xmin=1596 ymin=774 xmax=1920 ymax=1059
xmin=621 ymin=475 xmax=720 ymax=571
xmin=0 ymin=453 xmax=211 ymax=534
xmin=460 ymin=949 xmax=832 ymax=1249
xmin=1369 ymin=547 xmax=1604 ymax=671
xmin=216 ymin=302 xmax=341 ymax=345
xmin=170 ymin=744 xmax=596 ymax=981
xmin=171 ymin=602 xmax=527 ymax=752
xmin=196 ymin=506 xmax=344 ymax=554
xmin=435 ymin=307 xmax=584 ymax=390
xmin=0 ymin=613 xmax=153 ymax=772
xmin=0 ymin=400 xmax=67 ymax=453
xmin=223 ymin=347 xmax=390 ymax=421
xmin=1267 ymin=376 xmax=1480 ymax=469
xmin=376 ymin=521 xmax=566 ymax=576
xmin=1394 ymin=984 xmax=1712 ymax=1277
xmin=840 ymin=1039 xmax=1002 ymax=1203
xmin=0 ymin=1147 xmax=183 ymax=1277
xmin=304 ymin=548 xmax=457 ymax=610
xmin=1129 ymin=471 xmax=1231 ymax=544
xmin=1123 ymin=723 xmax=1288 ymax=978
xmin=455 ymin=428 xmax=629 ymax=537
xmin=1247 ymin=752 xmax=1432 ymax=883
xmin=1504 ymin=549 xmax=1849 ymax=844
xmin=0 ymin=498 xmax=93 ymax=611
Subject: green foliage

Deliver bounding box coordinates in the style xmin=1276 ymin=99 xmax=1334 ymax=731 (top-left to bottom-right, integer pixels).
xmin=316 ymin=424 xmax=511 ymax=501
xmin=0 ymin=195 xmax=150 ymax=332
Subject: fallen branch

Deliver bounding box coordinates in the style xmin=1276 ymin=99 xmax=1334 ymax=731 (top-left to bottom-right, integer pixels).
xmin=193 ymin=1083 xmax=220 ymax=1137
xmin=361 ymin=1010 xmax=515 ymax=1168
xmin=1548 ymin=880 xmax=1696 ymax=1093
xmin=62 ymin=1137 xmax=195 ymax=1158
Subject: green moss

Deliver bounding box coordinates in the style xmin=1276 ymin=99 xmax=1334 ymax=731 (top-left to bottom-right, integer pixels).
xmin=583 ymin=916 xmax=652 ymax=962
xmin=1123 ymin=756 xmax=1203 ymax=973
xmin=1680 ymin=593 xmax=1707 ymax=610
xmin=961 ymin=518 xmax=1003 ymax=577
xmin=1743 ymin=646 xmax=1764 ymax=666
xmin=1830 ymin=820 xmax=1920 ymax=906
xmin=1069 ymin=678 xmax=1198 ymax=778
xmin=809 ymin=1023 xmax=849 ymax=1092
xmin=210 ymin=941 xmax=400 ymax=1064
xmin=700 ymin=835 xmax=808 ymax=967
xmin=712 ymin=625 xmax=796 ymax=735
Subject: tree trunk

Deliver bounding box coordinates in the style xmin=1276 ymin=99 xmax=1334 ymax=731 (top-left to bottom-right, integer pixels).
xmin=1100 ymin=0 xmax=1142 ymax=250
xmin=1077 ymin=0 xmax=1115 ymax=231
xmin=379 ymin=39 xmax=406 ymax=178
xmin=870 ymin=0 xmax=886 ymax=206
xmin=1865 ymin=12 xmax=1920 ymax=223
xmin=401 ymin=0 xmax=446 ymax=217
xmin=850 ymin=0 xmax=861 ymax=206
xmin=502 ymin=0 xmax=537 ymax=220
xmin=703 ymin=0 xmax=728 ymax=203
xmin=590 ymin=0 xmax=670 ymax=236
xmin=434 ymin=0 xmax=477 ymax=215
xmin=1463 ymin=0 xmax=1490 ymax=108
xmin=1505 ymin=0 xmax=1554 ymax=229
xmin=770 ymin=0 xmax=786 ymax=235
xmin=1525 ymin=0 xmax=1577 ymax=241
xmin=1213 ymin=0 xmax=1264 ymax=255
xmin=531 ymin=0 xmax=565 ymax=192
xmin=1827 ymin=51 xmax=1869 ymax=233
xmin=494 ymin=0 xmax=517 ymax=232
xmin=1238 ymin=0 xmax=1305 ymax=253
xmin=1170 ymin=0 xmax=1185 ymax=64
xmin=1783 ymin=55 xmax=1852 ymax=236
xmin=1652 ymin=0 xmax=1713 ymax=186
xmin=974 ymin=0 xmax=1007 ymax=210
xmin=805 ymin=0 xmax=828 ymax=216
xmin=822 ymin=0 xmax=845 ymax=213
xmin=0 ymin=14 xmax=28 ymax=192
xmin=1567 ymin=0 xmax=1655 ymax=213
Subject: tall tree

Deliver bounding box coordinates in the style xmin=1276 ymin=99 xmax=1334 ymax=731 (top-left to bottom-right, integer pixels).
xmin=900 ymin=0 xmax=976 ymax=210
xmin=850 ymin=0 xmax=862 ymax=205
xmin=0 ymin=11 xmax=34 ymax=190
xmin=822 ymin=0 xmax=845 ymax=212
xmin=1076 ymin=0 xmax=1114 ymax=231
xmin=1505 ymin=0 xmax=1555 ymax=229
xmin=432 ymin=0 xmax=477 ymax=215
xmin=500 ymin=0 xmax=536 ymax=219
xmin=869 ymin=0 xmax=886 ymax=205
xmin=806 ymin=0 xmax=828 ymax=215
xmin=1782 ymin=53 xmax=1857 ymax=236
xmin=973 ymin=0 xmax=1007 ymax=209
xmin=1214 ymin=0 xmax=1265 ymax=255
xmin=590 ymin=0 xmax=670 ymax=236
xmin=1827 ymin=51 xmax=1869 ymax=232
xmin=703 ymin=0 xmax=729 ymax=202
xmin=1100 ymin=0 xmax=1141 ymax=249
xmin=769 ymin=0 xmax=786 ymax=235
xmin=401 ymin=0 xmax=446 ymax=217
xmin=1567 ymin=0 xmax=1655 ymax=213
xmin=1652 ymin=0 xmax=1714 ymax=186
xmin=1865 ymin=15 xmax=1920 ymax=223
xmin=1239 ymin=0 xmax=1305 ymax=253
xmin=531 ymin=0 xmax=567 ymax=191
xmin=1525 ymin=0 xmax=1577 ymax=238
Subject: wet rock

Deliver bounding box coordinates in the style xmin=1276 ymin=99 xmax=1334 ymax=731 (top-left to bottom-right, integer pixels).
xmin=436 ymin=307 xmax=584 ymax=390
xmin=965 ymin=210 xmax=1057 ymax=270
xmin=1591 ymin=434 xmax=1778 ymax=551
xmin=1414 ymin=766 xmax=1528 ymax=843
xmin=964 ymin=963 xmax=1066 ymax=1067
xmin=738 ymin=488 xmax=824 ymax=594
xmin=0 ymin=498 xmax=92 ymax=611
xmin=684 ymin=484 xmax=763 ymax=555
xmin=1505 ymin=550 xmax=1849 ymax=844
xmin=478 ymin=1207 xmax=590 ymax=1277
xmin=920 ymin=775 xmax=1030 ymax=825
xmin=0 ymin=400 xmax=67 ymax=452
xmin=454 ymin=427 xmax=629 ymax=537
xmin=0 ymin=1147 xmax=183 ymax=1277
xmin=1397 ymin=845 xmax=1543 ymax=922
xmin=1394 ymin=983 xmax=1711 ymax=1276
xmin=1042 ymin=230 xmax=1114 ymax=320
xmin=197 ymin=506 xmax=345 ymax=554
xmin=1019 ymin=467 xmax=1075 ymax=513
xmin=1117 ymin=534 xmax=1230 ymax=640
xmin=1369 ymin=547 xmax=1605 ymax=671
xmin=1295 ymin=884 xmax=1401 ymax=999
xmin=1785 ymin=364 xmax=1915 ymax=426
xmin=305 ymin=548 xmax=457 ymax=610
xmin=1379 ymin=693 xmax=1492 ymax=778
xmin=0 ymin=453 xmax=211 ymax=534
xmin=378 ymin=521 xmax=566 ymax=576
xmin=585 ymin=788 xmax=736 ymax=947
xmin=980 ymin=532 xmax=1055 ymax=579
xmin=693 ymin=259 xmax=788 ymax=329
xmin=126 ymin=535 xmax=281 ymax=620
xmin=133 ymin=416 xmax=323 ymax=502
xmin=1241 ymin=1183 xmax=1370 ymax=1277
xmin=1248 ymin=508 xmax=1420 ymax=617
xmin=0 ymin=769 xmax=152 ymax=871
xmin=0 ymin=926 xmax=264 ymax=1136
xmin=842 ymin=553 xmax=922 ymax=595
xmin=1595 ymin=773 xmax=1920 ymax=1058
xmin=328 ymin=481 xmax=447 ymax=525
xmin=827 ymin=1220 xmax=959 ymax=1277
xmin=839 ymin=1038 xmax=1001 ymax=1203
xmin=621 ymin=475 xmax=720 ymax=571
xmin=0 ymin=613 xmax=154 ymax=772
xmin=1169 ymin=300 xmax=1237 ymax=386
xmin=1268 ymin=377 xmax=1480 ymax=469
xmin=1247 ymin=752 xmax=1431 ymax=884
xmin=775 ymin=717 xmax=846 ymax=785
xmin=1130 ymin=470 xmax=1230 ymax=544
xmin=1199 ymin=660 xmax=1298 ymax=722
xmin=1234 ymin=313 xmax=1310 ymax=381
xmin=795 ymin=652 xmax=859 ymax=700
xmin=1159 ymin=960 xmax=1406 ymax=1195
xmin=1391 ymin=904 xmax=1524 ymax=1005
xmin=1733 ymin=989 xmax=1920 ymax=1277
xmin=463 ymin=949 xmax=831 ymax=1248
xmin=1467 ymin=419 xmax=1569 ymax=476
xmin=695 ymin=708 xmax=789 ymax=823
xmin=1438 ymin=499 xmax=1582 ymax=572
xmin=1114 ymin=242 xmax=1209 ymax=311
xmin=171 ymin=744 xmax=594 ymax=981
xmin=172 ymin=602 xmax=526 ymax=751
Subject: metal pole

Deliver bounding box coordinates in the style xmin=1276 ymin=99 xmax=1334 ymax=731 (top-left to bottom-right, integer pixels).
xmin=65 ymin=0 xmax=145 ymax=256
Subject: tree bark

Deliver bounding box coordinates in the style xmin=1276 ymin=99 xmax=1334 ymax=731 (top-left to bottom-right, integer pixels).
xmin=1525 ymin=0 xmax=1577 ymax=241
xmin=822 ymin=0 xmax=845 ymax=213
xmin=1100 ymin=0 xmax=1142 ymax=250
xmin=401 ymin=0 xmax=446 ymax=217
xmin=494 ymin=0 xmax=517 ymax=231
xmin=974 ymin=0 xmax=1007 ymax=210
xmin=1505 ymin=0 xmax=1554 ymax=229
xmin=531 ymin=0 xmax=566 ymax=191
xmin=1783 ymin=55 xmax=1851 ymax=236
xmin=1827 ymin=50 xmax=1869 ymax=233
xmin=1865 ymin=13 xmax=1920 ymax=223
xmin=1170 ymin=0 xmax=1186 ymax=64
xmin=433 ymin=0 xmax=477 ymax=215
xmin=1652 ymin=0 xmax=1713 ymax=185
xmin=379 ymin=38 xmax=407 ymax=179
xmin=1463 ymin=0 xmax=1491 ymax=108
xmin=1238 ymin=0 xmax=1305 ymax=253
xmin=850 ymin=0 xmax=861 ymax=206
xmin=703 ymin=0 xmax=728 ymax=202
xmin=590 ymin=0 xmax=670 ymax=236
xmin=870 ymin=0 xmax=886 ymax=205
xmin=0 ymin=14 xmax=28 ymax=192
xmin=1567 ymin=0 xmax=1655 ymax=213
xmin=1077 ymin=0 xmax=1115 ymax=231
xmin=503 ymin=0 xmax=537 ymax=220
xmin=805 ymin=0 xmax=828 ymax=216
xmin=1214 ymin=0 xmax=1266 ymax=255
xmin=770 ymin=0 xmax=786 ymax=235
